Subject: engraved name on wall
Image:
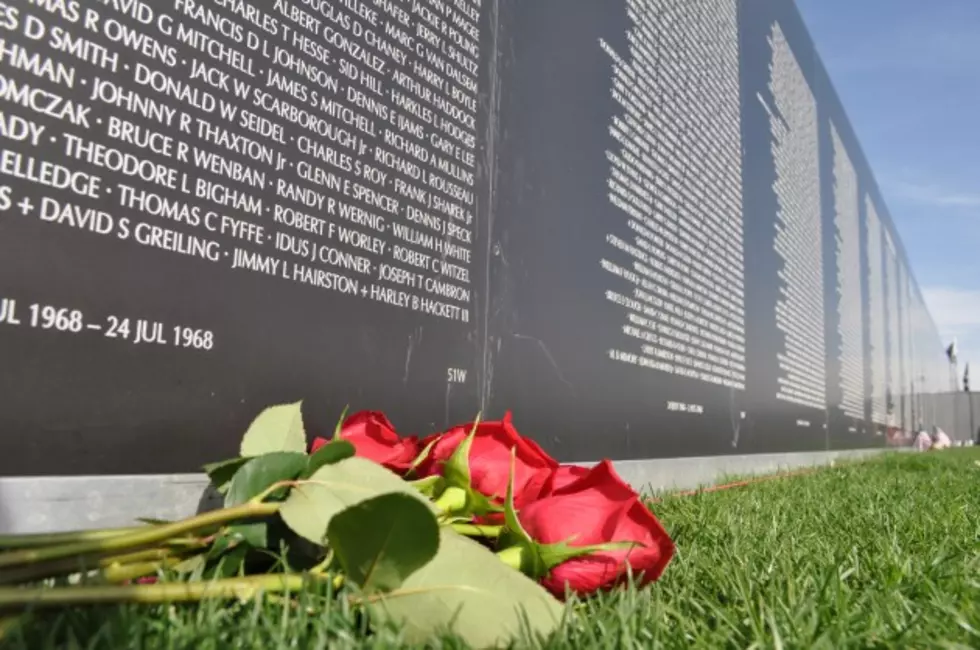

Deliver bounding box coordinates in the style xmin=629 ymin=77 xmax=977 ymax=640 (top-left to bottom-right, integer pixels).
xmin=0 ymin=0 xmax=482 ymax=347
xmin=765 ymin=22 xmax=825 ymax=412
xmin=865 ymin=197 xmax=888 ymax=425
xmin=831 ymin=123 xmax=864 ymax=421
xmin=600 ymin=0 xmax=745 ymax=406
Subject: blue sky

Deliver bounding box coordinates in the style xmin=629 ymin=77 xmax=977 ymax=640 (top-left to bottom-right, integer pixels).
xmin=795 ymin=0 xmax=980 ymax=373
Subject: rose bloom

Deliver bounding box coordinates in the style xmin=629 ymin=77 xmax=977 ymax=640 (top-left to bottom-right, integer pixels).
xmin=416 ymin=411 xmax=558 ymax=509
xmin=310 ymin=411 xmax=420 ymax=474
xmin=518 ymin=460 xmax=675 ymax=598
xmin=540 ymin=464 xmax=591 ymax=496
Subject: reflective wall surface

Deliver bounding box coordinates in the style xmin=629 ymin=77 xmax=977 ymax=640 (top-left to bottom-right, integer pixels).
xmin=485 ymin=0 xmax=953 ymax=462
xmin=0 ymin=0 xmax=951 ymax=475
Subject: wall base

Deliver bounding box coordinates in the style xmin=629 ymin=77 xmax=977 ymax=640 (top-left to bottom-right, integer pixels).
xmin=0 ymin=448 xmax=893 ymax=534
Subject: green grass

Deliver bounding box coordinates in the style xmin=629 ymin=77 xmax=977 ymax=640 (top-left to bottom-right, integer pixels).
xmin=4 ymin=448 xmax=979 ymax=649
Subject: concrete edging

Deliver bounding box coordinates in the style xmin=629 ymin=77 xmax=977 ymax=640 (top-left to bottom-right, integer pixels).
xmin=0 ymin=448 xmax=894 ymax=533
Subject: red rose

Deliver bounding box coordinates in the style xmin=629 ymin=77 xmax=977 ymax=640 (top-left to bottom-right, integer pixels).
xmin=517 ymin=460 xmax=674 ymax=598
xmin=310 ymin=411 xmax=420 ymax=474
xmin=540 ymin=464 xmax=591 ymax=496
xmin=416 ymin=411 xmax=558 ymax=508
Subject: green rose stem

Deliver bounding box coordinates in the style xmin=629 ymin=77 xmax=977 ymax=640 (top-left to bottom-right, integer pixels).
xmin=0 ymin=544 xmax=206 ymax=585
xmin=0 ymin=525 xmax=149 ymax=550
xmin=0 ymin=501 xmax=279 ymax=570
xmin=100 ymin=555 xmax=193 ymax=584
xmin=0 ymin=574 xmax=311 ymax=610
xmin=451 ymin=523 xmax=504 ymax=538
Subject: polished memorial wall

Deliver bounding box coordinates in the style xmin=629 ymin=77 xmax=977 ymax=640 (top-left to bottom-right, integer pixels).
xmin=0 ymin=0 xmax=952 ymax=476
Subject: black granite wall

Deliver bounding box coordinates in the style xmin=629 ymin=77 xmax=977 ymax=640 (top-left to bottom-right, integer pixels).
xmin=0 ymin=0 xmax=949 ymax=475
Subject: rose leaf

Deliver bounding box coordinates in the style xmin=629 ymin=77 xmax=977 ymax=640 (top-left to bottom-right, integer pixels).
xmin=327 ymin=493 xmax=439 ymax=594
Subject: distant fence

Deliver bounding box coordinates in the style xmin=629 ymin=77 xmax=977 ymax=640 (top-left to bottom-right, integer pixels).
xmin=938 ymin=391 xmax=980 ymax=442
xmin=911 ymin=391 xmax=980 ymax=443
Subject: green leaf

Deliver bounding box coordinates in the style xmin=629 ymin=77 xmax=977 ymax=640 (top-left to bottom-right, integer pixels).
xmin=239 ymin=401 xmax=307 ymax=457
xmin=328 ymin=493 xmax=439 ymax=593
xmin=202 ymin=457 xmax=250 ymax=494
xmin=171 ymin=554 xmax=206 ymax=577
xmin=504 ymin=448 xmax=533 ymax=545
xmin=437 ymin=415 xmax=504 ymax=518
xmin=222 ymin=452 xmax=307 ymax=550
xmin=503 ymin=447 xmax=545 ymax=577
xmin=408 ymin=475 xmax=444 ymax=499
xmin=537 ymin=539 xmax=641 ymax=572
xmin=279 ymin=457 xmax=438 ymax=546
xmin=204 ymin=543 xmax=249 ymax=579
xmin=207 ymin=531 xmax=239 ymax=558
xmin=469 ymin=491 xmax=505 ymax=517
xmin=227 ymin=522 xmax=268 ymax=549
xmin=403 ymin=436 xmax=439 ymax=478
xmin=304 ymin=440 xmax=356 ymax=478
xmin=332 ymin=405 xmax=350 ymax=439
xmin=442 ymin=414 xmax=481 ymax=490
xmin=435 ymin=414 xmax=504 ymax=518
xmin=366 ymin=528 xmax=564 ymax=647
xmin=224 ymin=452 xmax=308 ymax=508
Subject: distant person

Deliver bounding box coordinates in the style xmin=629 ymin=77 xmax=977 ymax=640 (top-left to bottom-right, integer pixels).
xmin=885 ymin=426 xmax=898 ymax=445
xmin=931 ymin=426 xmax=952 ymax=450
xmin=886 ymin=426 xmax=910 ymax=447
xmin=913 ymin=427 xmax=932 ymax=452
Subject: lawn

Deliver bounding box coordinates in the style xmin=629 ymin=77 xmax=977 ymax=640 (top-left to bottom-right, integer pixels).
xmin=4 ymin=448 xmax=978 ymax=649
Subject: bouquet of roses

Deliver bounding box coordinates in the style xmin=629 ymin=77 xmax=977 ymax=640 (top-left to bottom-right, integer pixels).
xmin=0 ymin=402 xmax=675 ymax=647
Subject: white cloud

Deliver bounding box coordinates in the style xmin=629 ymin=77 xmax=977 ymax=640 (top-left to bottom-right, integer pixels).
xmin=934 ymin=195 xmax=980 ymax=208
